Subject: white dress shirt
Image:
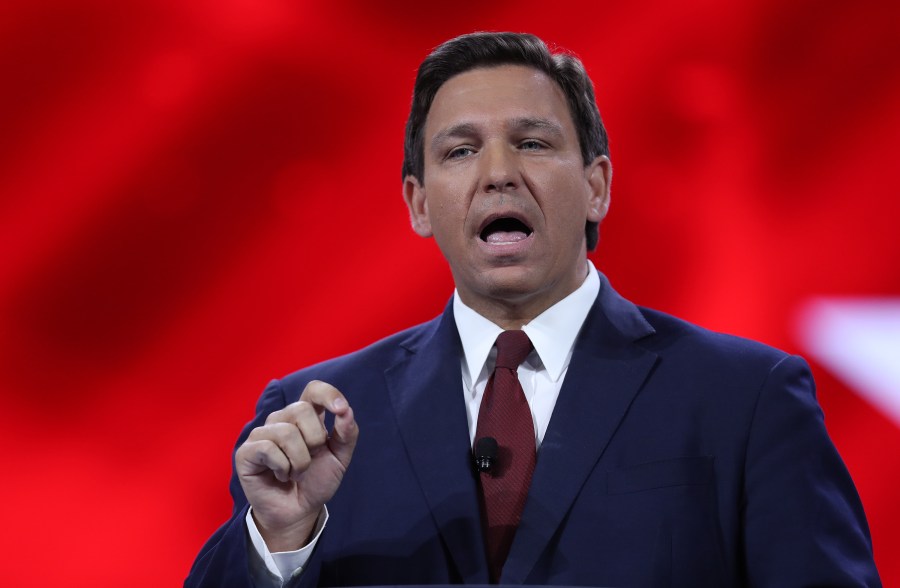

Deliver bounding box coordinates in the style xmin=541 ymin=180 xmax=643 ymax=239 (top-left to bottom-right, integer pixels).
xmin=247 ymin=263 xmax=601 ymax=586
xmin=454 ymin=263 xmax=600 ymax=449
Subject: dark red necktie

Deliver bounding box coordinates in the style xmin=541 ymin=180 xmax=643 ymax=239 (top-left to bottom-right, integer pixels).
xmin=475 ymin=330 xmax=535 ymax=583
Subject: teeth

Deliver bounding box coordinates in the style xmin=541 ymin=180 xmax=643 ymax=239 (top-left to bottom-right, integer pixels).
xmin=485 ymin=230 xmax=528 ymax=244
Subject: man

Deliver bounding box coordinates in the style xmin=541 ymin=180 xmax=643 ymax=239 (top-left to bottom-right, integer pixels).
xmin=186 ymin=32 xmax=880 ymax=587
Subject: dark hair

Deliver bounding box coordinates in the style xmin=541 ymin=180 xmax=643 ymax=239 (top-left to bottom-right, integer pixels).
xmin=402 ymin=32 xmax=610 ymax=250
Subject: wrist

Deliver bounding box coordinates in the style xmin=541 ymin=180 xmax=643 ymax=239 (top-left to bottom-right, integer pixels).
xmin=252 ymin=508 xmax=321 ymax=552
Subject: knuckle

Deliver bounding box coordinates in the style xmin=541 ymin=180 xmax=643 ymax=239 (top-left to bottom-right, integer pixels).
xmin=302 ymin=426 xmax=327 ymax=447
xmin=295 ymin=401 xmax=316 ymax=418
xmin=255 ymin=446 xmax=271 ymax=465
xmin=246 ymin=425 xmax=269 ymax=441
xmin=264 ymin=409 xmax=285 ymax=425
xmin=254 ymin=439 xmax=276 ymax=456
xmin=269 ymin=422 xmax=299 ymax=444
xmin=301 ymin=379 xmax=337 ymax=401
xmin=258 ymin=445 xmax=284 ymax=470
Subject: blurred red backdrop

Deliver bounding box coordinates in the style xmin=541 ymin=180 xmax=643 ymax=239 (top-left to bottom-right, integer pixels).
xmin=1 ymin=0 xmax=898 ymax=585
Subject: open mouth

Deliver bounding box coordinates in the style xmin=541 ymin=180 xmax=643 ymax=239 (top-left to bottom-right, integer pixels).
xmin=479 ymin=217 xmax=534 ymax=244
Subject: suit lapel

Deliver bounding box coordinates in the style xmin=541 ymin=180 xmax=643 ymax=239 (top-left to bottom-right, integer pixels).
xmin=384 ymin=302 xmax=490 ymax=584
xmin=502 ymin=274 xmax=659 ymax=583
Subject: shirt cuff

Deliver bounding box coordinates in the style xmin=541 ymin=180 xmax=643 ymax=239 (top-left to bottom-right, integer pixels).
xmin=246 ymin=506 xmax=329 ymax=582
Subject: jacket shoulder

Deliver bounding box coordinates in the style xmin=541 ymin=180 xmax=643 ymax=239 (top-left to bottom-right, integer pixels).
xmin=277 ymin=314 xmax=443 ymax=394
xmin=637 ymin=306 xmax=795 ymax=371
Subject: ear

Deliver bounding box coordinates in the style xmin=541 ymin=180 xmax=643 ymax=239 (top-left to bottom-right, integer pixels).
xmin=403 ymin=175 xmax=433 ymax=238
xmin=585 ymin=155 xmax=612 ymax=223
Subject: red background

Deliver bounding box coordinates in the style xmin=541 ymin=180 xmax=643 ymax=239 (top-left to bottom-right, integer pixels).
xmin=1 ymin=1 xmax=897 ymax=585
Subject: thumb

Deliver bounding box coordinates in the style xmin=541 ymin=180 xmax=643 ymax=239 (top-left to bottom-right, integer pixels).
xmin=329 ymin=405 xmax=358 ymax=467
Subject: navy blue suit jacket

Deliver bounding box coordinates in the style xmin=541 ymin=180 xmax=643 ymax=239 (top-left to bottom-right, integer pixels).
xmin=186 ymin=272 xmax=880 ymax=587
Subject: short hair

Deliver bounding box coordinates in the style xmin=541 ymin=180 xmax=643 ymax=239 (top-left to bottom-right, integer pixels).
xmin=402 ymin=32 xmax=610 ymax=251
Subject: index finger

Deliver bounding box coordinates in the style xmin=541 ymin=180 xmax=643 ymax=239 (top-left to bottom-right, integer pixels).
xmin=299 ymin=380 xmax=350 ymax=415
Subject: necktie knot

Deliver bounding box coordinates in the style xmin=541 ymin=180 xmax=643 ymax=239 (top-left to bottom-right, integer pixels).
xmin=494 ymin=330 xmax=532 ymax=370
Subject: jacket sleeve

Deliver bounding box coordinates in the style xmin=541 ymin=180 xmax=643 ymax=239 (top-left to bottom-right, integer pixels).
xmin=742 ymin=355 xmax=881 ymax=587
xmin=184 ymin=379 xmax=326 ymax=588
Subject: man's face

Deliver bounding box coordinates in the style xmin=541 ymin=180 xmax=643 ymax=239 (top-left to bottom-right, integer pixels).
xmin=403 ymin=65 xmax=611 ymax=323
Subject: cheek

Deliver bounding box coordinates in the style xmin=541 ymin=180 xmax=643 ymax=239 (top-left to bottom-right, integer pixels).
xmin=528 ymin=160 xmax=588 ymax=197
xmin=541 ymin=176 xmax=591 ymax=220
xmin=424 ymin=194 xmax=464 ymax=240
xmin=426 ymin=178 xmax=475 ymax=228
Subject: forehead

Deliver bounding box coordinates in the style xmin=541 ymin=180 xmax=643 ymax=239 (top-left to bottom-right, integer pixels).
xmin=424 ymin=65 xmax=575 ymax=138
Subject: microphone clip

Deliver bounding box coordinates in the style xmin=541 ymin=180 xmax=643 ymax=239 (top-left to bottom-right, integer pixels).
xmin=474 ymin=436 xmax=498 ymax=474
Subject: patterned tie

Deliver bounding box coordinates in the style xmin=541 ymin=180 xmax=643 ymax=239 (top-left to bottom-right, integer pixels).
xmin=475 ymin=330 xmax=535 ymax=583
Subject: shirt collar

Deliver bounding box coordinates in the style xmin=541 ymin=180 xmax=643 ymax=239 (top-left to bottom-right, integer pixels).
xmin=453 ymin=261 xmax=601 ymax=385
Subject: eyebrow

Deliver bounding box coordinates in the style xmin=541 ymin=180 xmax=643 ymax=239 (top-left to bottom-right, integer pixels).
xmin=508 ymin=116 xmax=564 ymax=138
xmin=429 ymin=117 xmax=565 ymax=151
xmin=430 ymin=122 xmax=480 ymax=150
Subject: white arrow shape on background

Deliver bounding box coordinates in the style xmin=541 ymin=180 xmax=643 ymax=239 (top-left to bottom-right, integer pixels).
xmin=796 ymin=297 xmax=900 ymax=429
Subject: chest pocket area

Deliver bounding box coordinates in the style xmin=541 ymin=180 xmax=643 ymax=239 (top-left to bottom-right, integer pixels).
xmin=606 ymin=456 xmax=714 ymax=494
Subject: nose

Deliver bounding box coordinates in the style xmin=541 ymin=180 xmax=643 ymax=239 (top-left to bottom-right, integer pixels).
xmin=479 ymin=142 xmax=519 ymax=193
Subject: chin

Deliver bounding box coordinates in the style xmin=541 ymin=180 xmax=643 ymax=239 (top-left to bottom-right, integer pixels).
xmin=477 ymin=269 xmax=547 ymax=302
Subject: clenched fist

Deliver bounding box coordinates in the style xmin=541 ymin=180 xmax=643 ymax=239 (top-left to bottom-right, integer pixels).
xmin=235 ymin=380 xmax=358 ymax=552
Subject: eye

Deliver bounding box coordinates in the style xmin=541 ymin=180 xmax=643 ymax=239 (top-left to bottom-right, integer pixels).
xmin=519 ymin=139 xmax=547 ymax=151
xmin=446 ymin=146 xmax=475 ymax=160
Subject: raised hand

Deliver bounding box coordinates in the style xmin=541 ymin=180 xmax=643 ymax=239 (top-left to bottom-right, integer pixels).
xmin=235 ymin=380 xmax=358 ymax=551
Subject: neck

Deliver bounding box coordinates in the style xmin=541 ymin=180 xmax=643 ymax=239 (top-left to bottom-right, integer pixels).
xmin=457 ymin=263 xmax=590 ymax=330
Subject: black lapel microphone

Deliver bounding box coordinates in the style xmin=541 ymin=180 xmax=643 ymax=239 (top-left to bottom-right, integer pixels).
xmin=474 ymin=436 xmax=498 ymax=473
